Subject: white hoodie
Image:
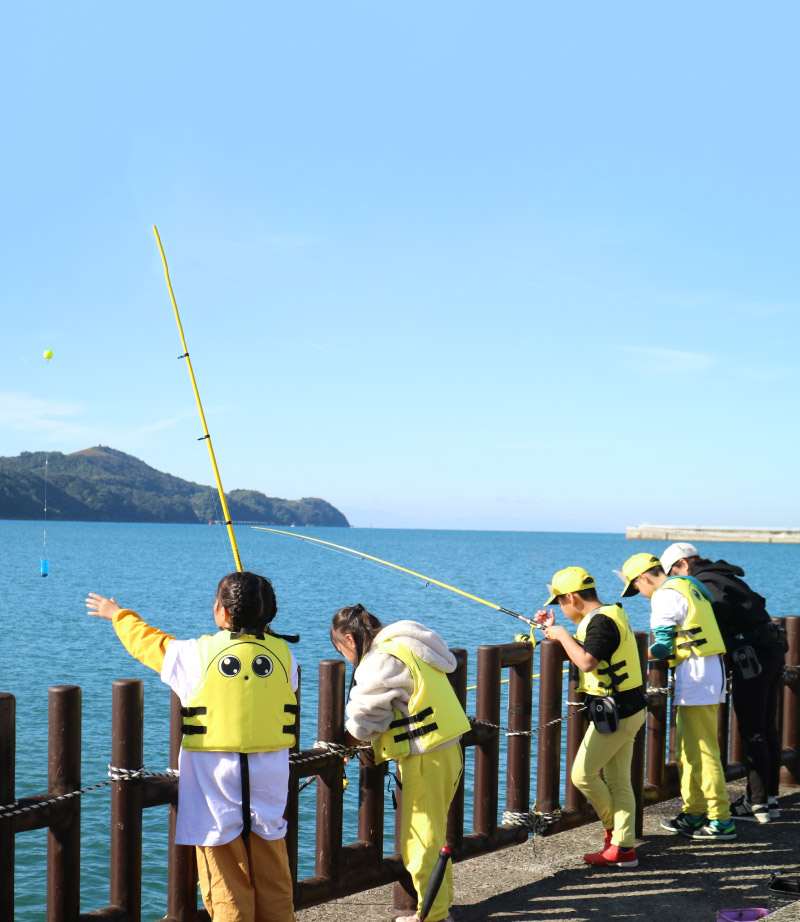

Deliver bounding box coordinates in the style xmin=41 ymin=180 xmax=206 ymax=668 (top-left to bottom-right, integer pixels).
xmin=345 ymin=620 xmax=460 ymax=755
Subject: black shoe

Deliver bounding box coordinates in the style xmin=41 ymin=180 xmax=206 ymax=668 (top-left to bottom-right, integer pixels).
xmin=690 ymin=819 xmax=737 ymax=840
xmin=730 ymin=795 xmax=769 ymax=824
xmin=659 ymin=812 xmax=705 ymax=834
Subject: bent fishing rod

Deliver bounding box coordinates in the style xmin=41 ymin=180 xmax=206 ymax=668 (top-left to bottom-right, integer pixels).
xmin=252 ymin=527 xmax=544 ymax=632
xmin=153 ymin=225 xmax=243 ymax=572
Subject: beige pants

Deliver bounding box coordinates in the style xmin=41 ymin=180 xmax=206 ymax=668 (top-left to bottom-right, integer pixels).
xmin=196 ymin=833 xmax=296 ymax=922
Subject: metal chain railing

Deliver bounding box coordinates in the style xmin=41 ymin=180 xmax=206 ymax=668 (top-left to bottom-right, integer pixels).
xmin=0 ymin=764 xmax=178 ymax=819
xmin=0 ymin=682 xmax=679 ymax=821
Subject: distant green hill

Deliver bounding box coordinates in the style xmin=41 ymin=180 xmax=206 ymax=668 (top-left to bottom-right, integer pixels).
xmin=0 ymin=446 xmax=350 ymax=527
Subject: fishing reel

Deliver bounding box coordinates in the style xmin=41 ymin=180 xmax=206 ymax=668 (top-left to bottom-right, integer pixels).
xmin=514 ymin=626 xmax=538 ymax=648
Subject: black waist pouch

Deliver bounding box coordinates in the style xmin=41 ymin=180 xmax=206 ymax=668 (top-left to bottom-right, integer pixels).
xmin=587 ymin=695 xmax=619 ymax=734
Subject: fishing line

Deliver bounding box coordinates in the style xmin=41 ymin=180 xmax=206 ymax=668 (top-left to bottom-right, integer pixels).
xmin=252 ymin=527 xmax=544 ymax=634
xmin=279 ymin=535 xmax=481 ymax=615
xmin=40 ymin=349 xmax=53 ymax=577
xmin=208 ymin=485 xmax=235 ymax=573
xmin=41 ymin=454 xmax=49 ymax=577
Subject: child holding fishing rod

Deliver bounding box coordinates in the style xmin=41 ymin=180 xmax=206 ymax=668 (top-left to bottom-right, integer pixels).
xmin=86 ymin=571 xmax=299 ymax=922
xmin=330 ymin=603 xmax=470 ymax=922
xmin=534 ymin=567 xmax=646 ymax=869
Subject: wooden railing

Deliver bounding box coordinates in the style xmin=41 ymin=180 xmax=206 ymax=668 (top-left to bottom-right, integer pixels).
xmin=1 ymin=615 xmax=798 ymax=921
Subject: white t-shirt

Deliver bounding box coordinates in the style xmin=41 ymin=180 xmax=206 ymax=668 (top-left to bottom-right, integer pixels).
xmin=650 ymin=588 xmax=726 ymax=706
xmin=161 ymin=637 xmax=299 ymax=846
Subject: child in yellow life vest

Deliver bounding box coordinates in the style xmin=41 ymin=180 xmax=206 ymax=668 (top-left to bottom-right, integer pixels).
xmin=534 ymin=567 xmax=646 ymax=869
xmin=330 ymin=604 xmax=469 ymax=922
xmin=620 ymin=553 xmax=735 ymax=842
xmin=87 ymin=572 xmax=298 ymax=922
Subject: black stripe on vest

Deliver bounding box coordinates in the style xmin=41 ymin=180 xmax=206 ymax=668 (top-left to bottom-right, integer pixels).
xmin=389 ymin=706 xmax=434 ymax=730
xmin=393 ymin=721 xmax=439 ymax=743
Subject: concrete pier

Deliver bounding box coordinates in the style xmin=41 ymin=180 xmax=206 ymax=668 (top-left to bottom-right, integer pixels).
xmin=296 ymin=781 xmax=800 ymax=922
xmin=626 ymin=525 xmax=800 ymax=543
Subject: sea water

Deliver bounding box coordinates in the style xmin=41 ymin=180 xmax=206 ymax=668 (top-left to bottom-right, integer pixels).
xmin=0 ymin=520 xmax=796 ymax=919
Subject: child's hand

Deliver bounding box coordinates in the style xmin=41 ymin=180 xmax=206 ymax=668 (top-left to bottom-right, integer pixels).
xmin=543 ymin=623 xmax=569 ymax=644
xmin=533 ymin=608 xmax=555 ymax=628
xmin=86 ymin=593 xmax=121 ymax=621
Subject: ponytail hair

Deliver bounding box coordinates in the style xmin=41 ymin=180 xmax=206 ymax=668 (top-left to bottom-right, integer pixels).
xmin=331 ymin=603 xmax=382 ymax=665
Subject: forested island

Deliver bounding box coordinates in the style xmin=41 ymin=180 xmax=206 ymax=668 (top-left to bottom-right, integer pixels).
xmin=0 ymin=446 xmax=350 ymax=527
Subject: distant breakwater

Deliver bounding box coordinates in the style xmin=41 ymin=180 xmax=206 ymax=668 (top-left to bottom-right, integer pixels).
xmin=627 ymin=525 xmax=800 ymax=544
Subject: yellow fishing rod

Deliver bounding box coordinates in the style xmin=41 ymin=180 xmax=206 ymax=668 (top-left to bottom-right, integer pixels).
xmin=252 ymin=526 xmax=544 ymax=634
xmin=153 ymin=225 xmax=243 ymax=572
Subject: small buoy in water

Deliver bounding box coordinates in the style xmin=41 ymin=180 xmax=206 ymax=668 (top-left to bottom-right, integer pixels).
xmin=43 ymin=349 xmax=53 ymax=360
xmin=40 ymin=558 xmax=49 ymax=577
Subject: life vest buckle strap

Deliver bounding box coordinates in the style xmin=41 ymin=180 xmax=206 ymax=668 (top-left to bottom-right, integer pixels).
xmin=389 ymin=705 xmax=434 ymax=730
xmin=282 ymin=724 xmax=296 ymax=734
xmin=393 ymin=721 xmax=439 ymax=743
xmin=182 ymin=725 xmax=207 ymax=735
xmin=181 ymin=706 xmax=207 ymax=717
xmin=284 ymin=704 xmax=300 ymax=715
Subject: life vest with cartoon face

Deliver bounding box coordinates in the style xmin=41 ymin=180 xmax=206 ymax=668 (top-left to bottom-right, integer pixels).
xmin=181 ymin=630 xmax=298 ymax=753
xmin=574 ymin=603 xmax=642 ymax=696
xmin=369 ymin=639 xmax=471 ymax=765
xmin=655 ymin=576 xmax=726 ymax=666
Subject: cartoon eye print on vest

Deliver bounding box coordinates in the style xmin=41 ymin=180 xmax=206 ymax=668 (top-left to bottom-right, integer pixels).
xmin=252 ymin=654 xmax=273 ymax=677
xmin=218 ymin=655 xmax=242 ymax=677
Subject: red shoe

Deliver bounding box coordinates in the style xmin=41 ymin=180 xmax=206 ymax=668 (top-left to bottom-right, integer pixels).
xmin=583 ymin=844 xmax=638 ymax=868
xmin=604 ymin=828 xmax=613 ymax=849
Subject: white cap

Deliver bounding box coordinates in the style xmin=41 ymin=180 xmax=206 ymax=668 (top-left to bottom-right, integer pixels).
xmin=660 ymin=542 xmax=700 ymax=575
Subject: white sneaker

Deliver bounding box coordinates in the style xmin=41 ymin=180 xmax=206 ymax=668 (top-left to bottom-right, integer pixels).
xmin=768 ymin=796 xmax=781 ymax=820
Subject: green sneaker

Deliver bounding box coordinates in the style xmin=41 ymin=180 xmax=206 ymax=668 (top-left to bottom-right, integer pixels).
xmin=659 ymin=812 xmax=705 ymax=834
xmin=690 ymin=819 xmax=737 ymax=841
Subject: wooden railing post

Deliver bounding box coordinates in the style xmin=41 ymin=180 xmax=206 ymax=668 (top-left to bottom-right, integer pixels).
xmin=167 ymin=690 xmax=196 ymax=921
xmin=781 ymin=616 xmax=800 ymax=786
xmin=447 ymin=650 xmax=468 ymax=851
xmin=645 ymin=656 xmax=669 ymax=795
xmin=474 ymin=645 xmax=501 ymax=839
xmin=536 ymin=640 xmax=563 ymax=814
xmin=0 ymin=692 xmax=15 ymax=921
xmin=506 ymin=643 xmax=532 ymax=820
xmin=109 ymin=679 xmax=144 ymax=922
xmin=564 ymin=653 xmax=586 ymax=815
xmin=631 ymin=634 xmax=647 ymax=838
xmin=316 ymin=660 xmax=345 ymax=882
xmin=47 ymin=685 xmax=82 ymax=922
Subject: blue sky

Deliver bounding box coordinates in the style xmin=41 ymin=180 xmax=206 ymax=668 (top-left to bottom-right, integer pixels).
xmin=2 ymin=2 xmax=798 ymax=530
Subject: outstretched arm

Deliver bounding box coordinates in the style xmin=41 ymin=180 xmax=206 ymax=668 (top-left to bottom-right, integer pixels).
xmin=86 ymin=593 xmax=174 ymax=673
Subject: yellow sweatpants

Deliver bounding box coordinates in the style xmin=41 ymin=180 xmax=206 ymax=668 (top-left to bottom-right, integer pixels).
xmin=196 ymin=833 xmax=296 ymax=922
xmin=676 ymin=704 xmax=731 ymax=821
xmin=570 ymin=708 xmax=646 ymax=848
xmin=398 ymin=743 xmax=463 ymax=922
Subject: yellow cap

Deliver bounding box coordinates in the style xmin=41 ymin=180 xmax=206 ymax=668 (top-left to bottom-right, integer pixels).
xmin=544 ymin=567 xmax=595 ymax=606
xmin=619 ymin=553 xmax=662 ymax=597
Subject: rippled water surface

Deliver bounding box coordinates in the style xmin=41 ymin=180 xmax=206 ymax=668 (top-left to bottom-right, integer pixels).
xmin=1 ymin=520 xmax=796 ymax=919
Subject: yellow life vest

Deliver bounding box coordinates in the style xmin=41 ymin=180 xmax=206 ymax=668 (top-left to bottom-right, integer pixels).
xmin=655 ymin=576 xmax=726 ymax=666
xmin=369 ymin=639 xmax=471 ymax=765
xmin=181 ymin=630 xmax=298 ymax=753
xmin=574 ymin=604 xmax=642 ymax=696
